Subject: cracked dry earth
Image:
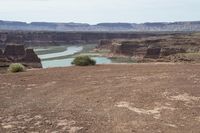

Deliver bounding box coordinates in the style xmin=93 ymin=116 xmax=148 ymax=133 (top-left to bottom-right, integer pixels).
xmin=0 ymin=64 xmax=200 ymax=133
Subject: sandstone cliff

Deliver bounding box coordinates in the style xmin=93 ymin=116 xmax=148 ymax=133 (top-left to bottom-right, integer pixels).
xmin=0 ymin=49 xmax=3 ymax=57
xmin=97 ymin=40 xmax=113 ymax=49
xmin=0 ymin=44 xmax=42 ymax=68
xmin=0 ymin=31 xmax=180 ymax=47
xmin=100 ymin=33 xmax=200 ymax=62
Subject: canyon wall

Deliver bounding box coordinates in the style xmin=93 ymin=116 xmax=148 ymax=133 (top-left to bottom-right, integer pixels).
xmin=101 ymin=33 xmax=200 ymax=62
xmin=0 ymin=44 xmax=42 ymax=68
xmin=0 ymin=31 xmax=181 ymax=47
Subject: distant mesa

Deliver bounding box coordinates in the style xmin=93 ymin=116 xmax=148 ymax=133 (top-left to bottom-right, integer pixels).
xmin=96 ymin=23 xmax=133 ymax=29
xmin=1 ymin=20 xmax=200 ymax=31
xmin=0 ymin=44 xmax=42 ymax=68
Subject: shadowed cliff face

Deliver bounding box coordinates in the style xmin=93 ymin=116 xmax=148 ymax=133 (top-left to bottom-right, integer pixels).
xmin=145 ymin=47 xmax=161 ymax=59
xmin=0 ymin=31 xmax=181 ymax=47
xmin=0 ymin=44 xmax=42 ymax=68
xmin=0 ymin=49 xmax=3 ymax=57
xmin=22 ymin=49 xmax=41 ymax=63
xmin=4 ymin=45 xmax=26 ymax=60
xmin=97 ymin=40 xmax=113 ymax=49
xmin=99 ymin=33 xmax=200 ymax=62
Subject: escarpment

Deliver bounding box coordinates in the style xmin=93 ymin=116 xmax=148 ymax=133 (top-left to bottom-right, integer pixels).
xmin=97 ymin=40 xmax=113 ymax=49
xmin=0 ymin=31 xmax=182 ymax=47
xmin=22 ymin=49 xmax=41 ymax=63
xmin=145 ymin=47 xmax=161 ymax=59
xmin=0 ymin=44 xmax=42 ymax=68
xmin=99 ymin=33 xmax=200 ymax=62
xmin=4 ymin=44 xmax=26 ymax=60
xmin=0 ymin=49 xmax=3 ymax=57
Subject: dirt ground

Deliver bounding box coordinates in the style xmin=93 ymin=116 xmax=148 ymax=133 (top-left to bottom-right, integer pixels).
xmin=0 ymin=64 xmax=200 ymax=133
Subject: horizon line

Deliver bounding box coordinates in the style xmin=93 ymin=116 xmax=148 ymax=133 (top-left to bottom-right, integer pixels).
xmin=1 ymin=19 xmax=200 ymax=25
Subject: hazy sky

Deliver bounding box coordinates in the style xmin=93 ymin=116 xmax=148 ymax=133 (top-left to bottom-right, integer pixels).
xmin=0 ymin=0 xmax=199 ymax=24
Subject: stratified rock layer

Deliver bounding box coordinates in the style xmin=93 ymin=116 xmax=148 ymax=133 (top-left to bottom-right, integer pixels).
xmin=0 ymin=49 xmax=3 ymax=57
xmin=23 ymin=49 xmax=41 ymax=63
xmin=0 ymin=31 xmax=180 ymax=47
xmin=97 ymin=40 xmax=113 ymax=49
xmin=0 ymin=44 xmax=42 ymax=68
xmin=100 ymin=33 xmax=200 ymax=62
xmin=145 ymin=47 xmax=161 ymax=59
xmin=4 ymin=45 xmax=26 ymax=61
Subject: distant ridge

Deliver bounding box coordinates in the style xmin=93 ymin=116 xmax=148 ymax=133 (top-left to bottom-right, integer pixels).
xmin=1 ymin=20 xmax=200 ymax=31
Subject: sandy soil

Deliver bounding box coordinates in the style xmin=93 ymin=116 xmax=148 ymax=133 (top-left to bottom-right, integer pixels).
xmin=0 ymin=64 xmax=200 ymax=133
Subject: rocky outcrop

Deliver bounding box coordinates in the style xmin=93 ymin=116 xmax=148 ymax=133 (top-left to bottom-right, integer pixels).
xmin=0 ymin=31 xmax=180 ymax=47
xmin=111 ymin=43 xmax=188 ymax=60
xmin=160 ymin=48 xmax=186 ymax=56
xmin=97 ymin=40 xmax=113 ymax=49
xmin=0 ymin=34 xmax=7 ymax=45
xmin=111 ymin=42 xmax=147 ymax=56
xmin=0 ymin=49 xmax=3 ymax=57
xmin=120 ymin=43 xmax=142 ymax=56
xmin=133 ymin=47 xmax=148 ymax=57
xmin=4 ymin=44 xmax=26 ymax=61
xmin=0 ymin=44 xmax=42 ymax=68
xmin=103 ymin=33 xmax=200 ymax=62
xmin=22 ymin=49 xmax=41 ymax=63
xmin=145 ymin=47 xmax=161 ymax=59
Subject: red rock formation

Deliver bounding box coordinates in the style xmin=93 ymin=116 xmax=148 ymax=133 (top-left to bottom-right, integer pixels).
xmin=19 ymin=48 xmax=42 ymax=68
xmin=160 ymin=48 xmax=186 ymax=56
xmin=0 ymin=49 xmax=3 ymax=57
xmin=133 ymin=47 xmax=148 ymax=57
xmin=0 ymin=48 xmax=10 ymax=66
xmin=104 ymin=34 xmax=200 ymax=62
xmin=23 ymin=49 xmax=41 ymax=63
xmin=4 ymin=44 xmax=26 ymax=61
xmin=145 ymin=47 xmax=161 ymax=59
xmin=97 ymin=40 xmax=113 ymax=49
xmin=0 ymin=44 xmax=42 ymax=68
xmin=0 ymin=31 xmax=175 ymax=47
xmin=110 ymin=40 xmax=149 ymax=57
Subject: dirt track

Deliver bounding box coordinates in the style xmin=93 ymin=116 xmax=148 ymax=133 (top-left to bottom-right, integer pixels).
xmin=0 ymin=64 xmax=200 ymax=133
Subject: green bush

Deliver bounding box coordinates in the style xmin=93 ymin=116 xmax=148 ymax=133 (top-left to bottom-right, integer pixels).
xmin=8 ymin=63 xmax=26 ymax=73
xmin=72 ymin=55 xmax=96 ymax=66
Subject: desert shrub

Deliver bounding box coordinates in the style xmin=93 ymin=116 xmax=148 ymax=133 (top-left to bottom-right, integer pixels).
xmin=8 ymin=63 xmax=26 ymax=73
xmin=71 ymin=55 xmax=96 ymax=66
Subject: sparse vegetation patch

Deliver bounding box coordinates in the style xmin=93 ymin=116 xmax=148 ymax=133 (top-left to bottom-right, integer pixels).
xmin=71 ymin=55 xmax=96 ymax=66
xmin=8 ymin=63 xmax=26 ymax=73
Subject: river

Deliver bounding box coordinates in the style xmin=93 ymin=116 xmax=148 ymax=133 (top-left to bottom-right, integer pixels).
xmin=34 ymin=45 xmax=112 ymax=68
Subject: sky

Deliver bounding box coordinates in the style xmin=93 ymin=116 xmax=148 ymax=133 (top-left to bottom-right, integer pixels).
xmin=0 ymin=0 xmax=199 ymax=24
